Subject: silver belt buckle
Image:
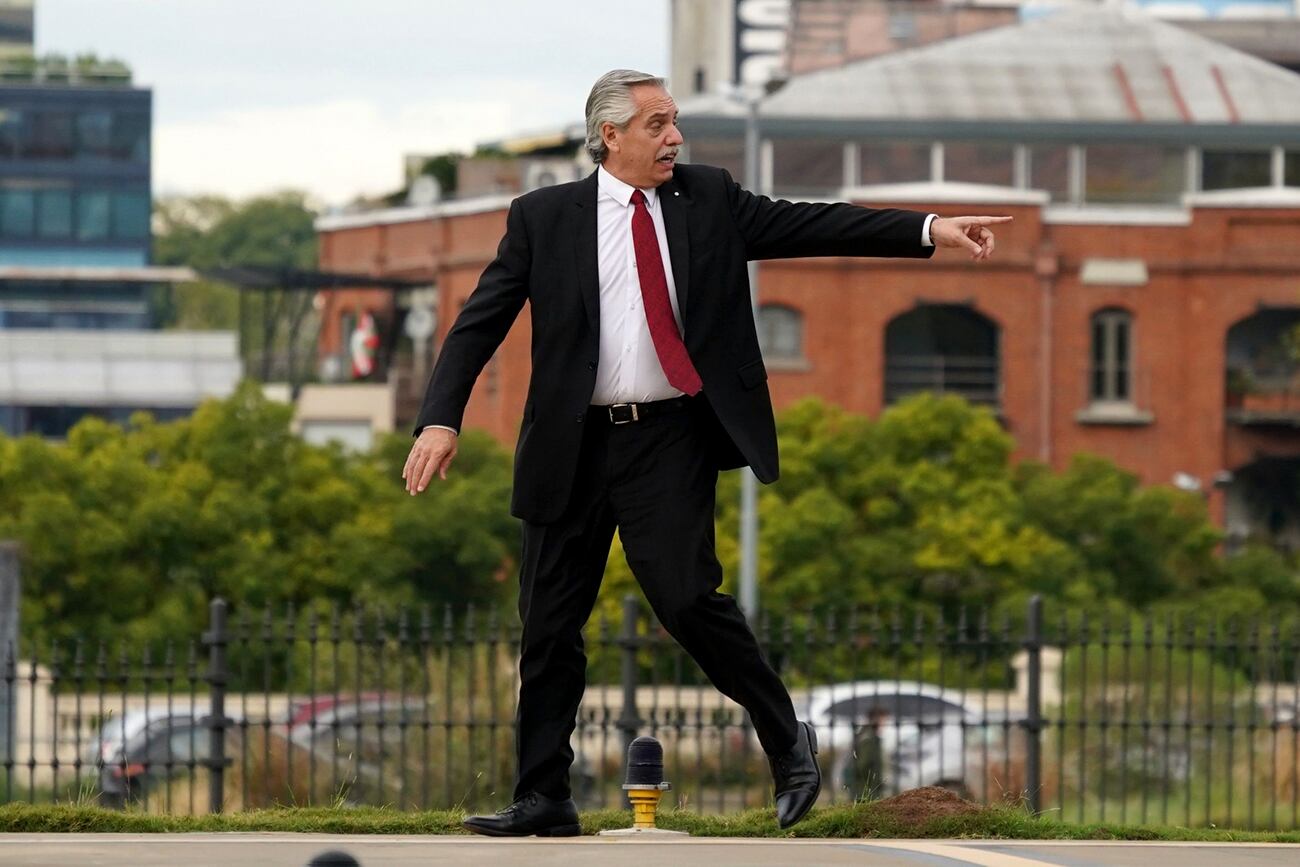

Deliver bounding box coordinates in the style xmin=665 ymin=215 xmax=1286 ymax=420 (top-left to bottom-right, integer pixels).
xmin=608 ymin=403 xmax=639 ymax=424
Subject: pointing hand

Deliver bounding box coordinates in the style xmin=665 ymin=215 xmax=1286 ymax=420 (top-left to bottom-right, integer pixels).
xmin=931 ymin=216 xmax=1014 ymax=262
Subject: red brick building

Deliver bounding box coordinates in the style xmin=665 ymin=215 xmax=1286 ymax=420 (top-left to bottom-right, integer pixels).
xmin=315 ymin=9 xmax=1300 ymax=547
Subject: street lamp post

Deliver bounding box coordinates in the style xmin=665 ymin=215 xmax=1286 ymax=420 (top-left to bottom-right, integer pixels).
xmin=739 ymin=90 xmax=762 ymax=621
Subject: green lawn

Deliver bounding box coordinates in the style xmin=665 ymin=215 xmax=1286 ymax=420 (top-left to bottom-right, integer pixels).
xmin=2 ymin=800 xmax=1299 ymax=841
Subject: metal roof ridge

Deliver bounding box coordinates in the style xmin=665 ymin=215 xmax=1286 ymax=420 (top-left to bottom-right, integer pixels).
xmin=314 ymin=193 xmax=517 ymax=232
xmin=1184 ymin=186 xmax=1300 ymax=207
xmin=842 ymin=181 xmax=1051 ymax=205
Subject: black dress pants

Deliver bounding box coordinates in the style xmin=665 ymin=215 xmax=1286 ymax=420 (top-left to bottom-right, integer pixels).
xmin=512 ymin=395 xmax=799 ymax=801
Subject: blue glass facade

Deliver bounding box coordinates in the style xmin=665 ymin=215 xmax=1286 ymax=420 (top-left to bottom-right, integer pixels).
xmin=1 ymin=77 xmax=166 ymax=438
xmin=0 ymin=83 xmax=152 ymax=269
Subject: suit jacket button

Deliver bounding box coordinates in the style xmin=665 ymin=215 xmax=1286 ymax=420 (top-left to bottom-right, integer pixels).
xmin=575 ymin=413 xmax=585 ymax=423
xmin=587 ymin=361 xmax=597 ymax=370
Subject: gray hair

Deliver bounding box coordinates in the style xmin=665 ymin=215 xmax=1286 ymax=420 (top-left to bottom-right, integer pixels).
xmin=584 ymin=69 xmax=667 ymax=164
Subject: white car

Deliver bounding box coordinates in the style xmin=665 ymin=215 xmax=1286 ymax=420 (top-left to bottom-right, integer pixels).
xmin=790 ymin=680 xmax=997 ymax=795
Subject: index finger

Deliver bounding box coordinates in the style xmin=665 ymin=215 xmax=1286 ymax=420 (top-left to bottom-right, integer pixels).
xmin=961 ymin=216 xmax=1014 ymax=225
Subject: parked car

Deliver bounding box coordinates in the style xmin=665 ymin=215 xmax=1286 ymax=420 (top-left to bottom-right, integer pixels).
xmin=98 ymin=711 xmax=237 ymax=808
xmin=789 ymin=680 xmax=1000 ymax=796
xmin=286 ymin=694 xmax=430 ymax=804
xmin=89 ymin=704 xmax=207 ymax=768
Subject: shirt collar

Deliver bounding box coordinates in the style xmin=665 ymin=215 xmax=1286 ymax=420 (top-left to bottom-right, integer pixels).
xmin=597 ymin=164 xmax=657 ymax=209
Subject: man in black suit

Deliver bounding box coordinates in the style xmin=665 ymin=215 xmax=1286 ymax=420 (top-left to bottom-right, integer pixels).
xmin=403 ymin=69 xmax=1010 ymax=836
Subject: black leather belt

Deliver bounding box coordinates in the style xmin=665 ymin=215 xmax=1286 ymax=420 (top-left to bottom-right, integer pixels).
xmin=592 ymin=395 xmax=694 ymax=425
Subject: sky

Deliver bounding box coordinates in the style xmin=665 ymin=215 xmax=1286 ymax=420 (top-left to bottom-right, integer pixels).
xmin=35 ymin=1 xmax=671 ymax=206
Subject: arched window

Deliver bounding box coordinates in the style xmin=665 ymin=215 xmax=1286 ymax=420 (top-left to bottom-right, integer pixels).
xmin=1090 ymin=309 xmax=1132 ymax=403
xmin=884 ymin=304 xmax=1000 ymax=408
xmin=758 ymin=304 xmax=804 ymax=361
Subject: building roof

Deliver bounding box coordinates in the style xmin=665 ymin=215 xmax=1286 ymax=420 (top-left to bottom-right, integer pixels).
xmin=760 ymin=6 xmax=1300 ymax=124
xmin=315 ymin=193 xmax=515 ymax=233
xmin=842 ymin=181 xmax=1051 ymax=205
xmin=1183 ymin=186 xmax=1300 ymax=208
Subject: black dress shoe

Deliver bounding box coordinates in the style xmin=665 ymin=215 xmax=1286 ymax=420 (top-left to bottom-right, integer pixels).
xmin=462 ymin=791 xmax=581 ymax=837
xmin=769 ymin=720 xmax=821 ymax=829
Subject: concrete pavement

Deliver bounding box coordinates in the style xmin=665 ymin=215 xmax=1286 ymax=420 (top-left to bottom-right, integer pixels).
xmin=0 ymin=835 xmax=1298 ymax=867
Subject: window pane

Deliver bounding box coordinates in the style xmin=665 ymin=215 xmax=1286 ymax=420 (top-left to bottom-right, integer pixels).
xmin=860 ymin=140 xmax=930 ymax=185
xmin=30 ymin=110 xmax=74 ymax=159
xmin=111 ymin=111 xmax=149 ymax=163
xmin=77 ymin=191 xmax=111 ymax=240
xmin=1029 ymin=144 xmax=1070 ymax=202
xmin=37 ymin=190 xmax=72 ymax=239
xmin=77 ymin=111 xmax=113 ymax=158
xmin=1091 ymin=312 xmax=1134 ymax=403
xmin=772 ymin=138 xmax=843 ymax=196
xmin=112 ymin=191 xmax=150 ymax=240
xmin=760 ymin=305 xmax=803 ymax=359
xmin=1202 ymin=150 xmax=1271 ymax=190
xmin=1085 ymin=144 xmax=1185 ymax=204
xmin=687 ymin=137 xmax=743 ymax=180
xmin=1287 ymin=151 xmax=1300 ymax=187
xmin=945 ymin=141 xmax=1014 ymax=186
xmin=0 ymin=109 xmax=26 ymax=158
xmin=1 ymin=189 xmax=34 ymax=238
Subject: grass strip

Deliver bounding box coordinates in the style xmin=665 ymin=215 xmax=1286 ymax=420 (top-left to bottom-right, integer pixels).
xmin=2 ymin=801 xmax=1299 ymax=842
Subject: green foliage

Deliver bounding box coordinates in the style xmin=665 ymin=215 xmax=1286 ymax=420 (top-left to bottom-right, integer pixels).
xmin=150 ymin=192 xmax=318 ymax=332
xmin=0 ymin=382 xmax=516 ymax=651
xmin=709 ymin=395 xmax=1162 ymax=621
xmin=3 ymin=800 xmax=1300 ymax=839
xmin=581 ymin=393 xmax=1297 ymax=682
xmin=154 ymin=191 xmax=317 ymax=272
xmin=419 ymin=153 xmax=461 ymax=196
xmin=7 ymin=386 xmax=1296 ymax=670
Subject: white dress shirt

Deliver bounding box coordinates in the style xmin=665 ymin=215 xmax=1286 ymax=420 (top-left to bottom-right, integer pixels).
xmin=425 ymin=172 xmax=937 ymax=434
xmin=590 ymin=164 xmax=686 ymax=406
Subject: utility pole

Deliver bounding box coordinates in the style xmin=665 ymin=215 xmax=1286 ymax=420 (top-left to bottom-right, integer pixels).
xmin=739 ymin=89 xmax=762 ymax=620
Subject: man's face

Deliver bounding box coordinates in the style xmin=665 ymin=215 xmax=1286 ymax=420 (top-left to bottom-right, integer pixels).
xmin=602 ymin=84 xmax=683 ymax=188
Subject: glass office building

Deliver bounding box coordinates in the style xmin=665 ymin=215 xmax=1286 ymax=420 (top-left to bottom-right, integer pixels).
xmin=0 ymin=77 xmax=151 ymax=268
xmin=0 ymin=54 xmax=240 ymax=437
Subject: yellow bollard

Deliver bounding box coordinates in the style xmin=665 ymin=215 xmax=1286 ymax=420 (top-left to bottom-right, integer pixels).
xmin=598 ymin=736 xmax=688 ymax=837
xmin=627 ymin=785 xmax=665 ymax=829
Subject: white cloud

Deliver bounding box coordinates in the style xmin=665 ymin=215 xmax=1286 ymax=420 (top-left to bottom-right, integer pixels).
xmin=153 ymin=97 xmax=525 ymax=205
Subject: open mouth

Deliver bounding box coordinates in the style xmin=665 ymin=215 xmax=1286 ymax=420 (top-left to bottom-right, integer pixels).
xmin=657 ymin=153 xmax=677 ymax=166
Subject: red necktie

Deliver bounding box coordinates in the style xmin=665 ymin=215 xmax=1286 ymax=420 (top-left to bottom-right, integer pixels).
xmin=630 ymin=189 xmax=702 ymax=395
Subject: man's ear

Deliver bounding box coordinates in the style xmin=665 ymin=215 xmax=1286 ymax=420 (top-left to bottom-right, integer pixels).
xmin=601 ymin=121 xmax=620 ymax=155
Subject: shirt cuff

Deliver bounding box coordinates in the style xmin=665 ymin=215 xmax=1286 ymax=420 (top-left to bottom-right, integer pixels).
xmin=419 ymin=424 xmax=459 ymax=437
xmin=921 ymin=213 xmax=938 ymax=247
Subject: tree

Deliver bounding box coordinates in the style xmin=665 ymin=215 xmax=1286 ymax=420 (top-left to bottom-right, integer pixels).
xmin=679 ymin=395 xmax=1246 ymax=627
xmin=0 ymin=382 xmax=518 ymax=650
xmin=150 ymin=191 xmax=319 ymax=339
xmin=707 ymin=395 xmax=1082 ymax=621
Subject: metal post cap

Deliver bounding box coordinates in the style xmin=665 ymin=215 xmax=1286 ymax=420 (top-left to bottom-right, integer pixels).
xmin=307 ymin=851 xmax=361 ymax=867
xmin=624 ymin=735 xmax=665 ymax=787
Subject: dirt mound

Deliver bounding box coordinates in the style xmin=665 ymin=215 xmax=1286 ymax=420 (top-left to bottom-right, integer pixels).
xmin=871 ymin=786 xmax=984 ymax=826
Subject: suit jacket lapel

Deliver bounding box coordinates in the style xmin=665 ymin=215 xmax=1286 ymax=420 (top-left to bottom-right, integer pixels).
xmin=571 ymin=171 xmax=600 ymax=337
xmin=659 ymin=178 xmax=691 ymax=316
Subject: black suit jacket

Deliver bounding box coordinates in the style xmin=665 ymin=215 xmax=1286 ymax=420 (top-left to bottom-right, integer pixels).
xmin=414 ymin=163 xmax=936 ymax=524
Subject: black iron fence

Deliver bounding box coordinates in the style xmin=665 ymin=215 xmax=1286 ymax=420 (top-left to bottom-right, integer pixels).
xmin=3 ymin=595 xmax=1300 ymax=829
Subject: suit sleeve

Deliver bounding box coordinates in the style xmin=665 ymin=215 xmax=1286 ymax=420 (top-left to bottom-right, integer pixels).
xmin=722 ymin=168 xmax=936 ymax=262
xmin=412 ymin=198 xmax=530 ymax=436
